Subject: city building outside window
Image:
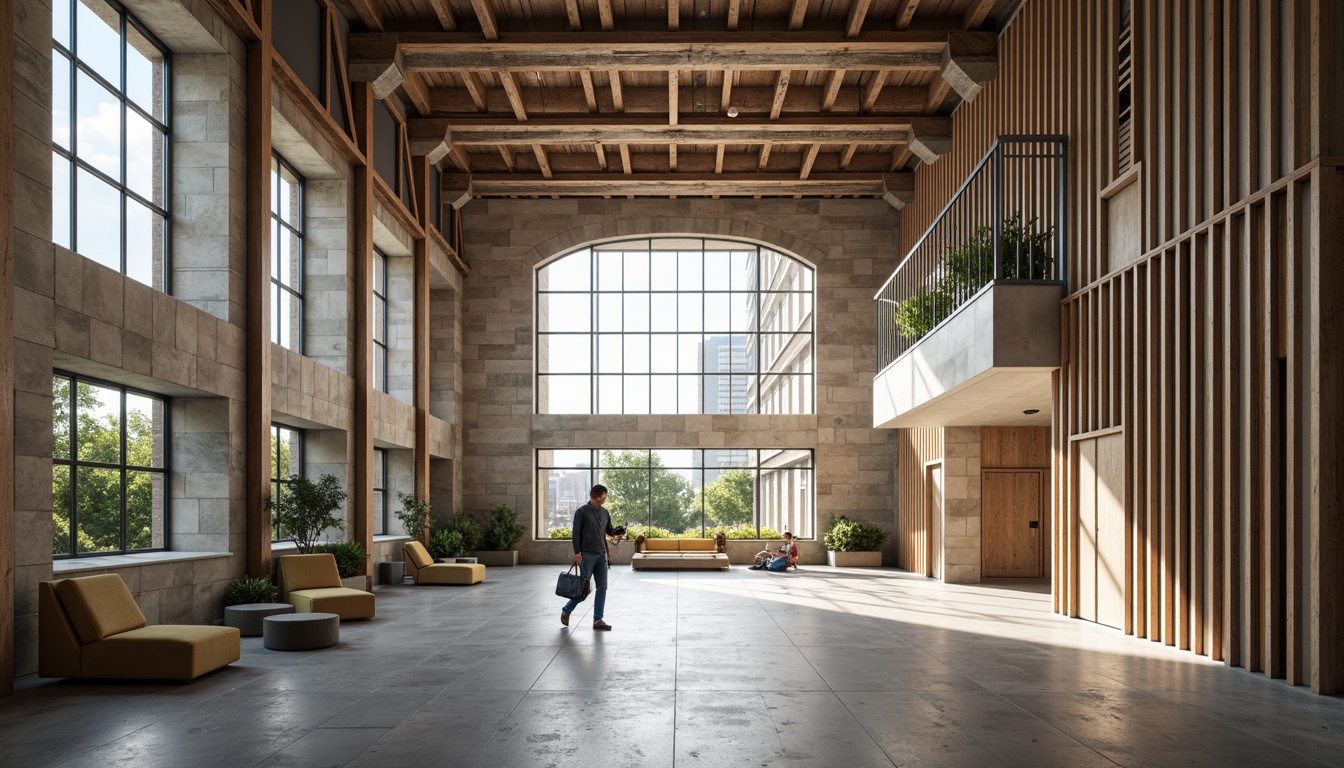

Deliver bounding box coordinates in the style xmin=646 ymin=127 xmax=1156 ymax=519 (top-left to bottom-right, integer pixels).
xmin=271 ymin=153 xmax=304 ymax=351
xmin=52 ymin=372 xmax=168 ymax=557
xmin=51 ymin=0 xmax=171 ymax=290
xmin=536 ymin=238 xmax=815 ymax=415
xmin=536 ymin=449 xmax=813 ymax=541
xmin=270 ymin=424 xmax=303 ymax=541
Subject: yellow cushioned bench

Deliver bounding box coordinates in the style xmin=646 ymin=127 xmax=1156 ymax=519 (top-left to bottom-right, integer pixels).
xmin=631 ymin=538 xmax=730 ymax=570
xmin=404 ymin=541 xmax=486 ymax=585
xmin=39 ymin=573 xmax=240 ymax=682
xmin=276 ymin=554 xmax=376 ymax=620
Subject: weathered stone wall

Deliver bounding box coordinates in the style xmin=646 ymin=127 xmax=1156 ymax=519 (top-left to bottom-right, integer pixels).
xmin=941 ymin=426 xmax=983 ymax=583
xmin=459 ymin=198 xmax=900 ymax=564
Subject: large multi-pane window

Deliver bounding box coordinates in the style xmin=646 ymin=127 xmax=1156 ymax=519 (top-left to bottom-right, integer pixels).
xmin=537 ymin=449 xmax=813 ymax=540
xmin=51 ymin=0 xmax=170 ymax=289
xmin=536 ymin=238 xmax=815 ymax=414
xmin=270 ymin=424 xmax=303 ymax=541
xmin=271 ymin=154 xmax=304 ymax=351
xmin=373 ymin=448 xmax=387 ymax=536
xmin=52 ymin=372 xmax=168 ymax=557
xmin=372 ymin=248 xmax=388 ymax=393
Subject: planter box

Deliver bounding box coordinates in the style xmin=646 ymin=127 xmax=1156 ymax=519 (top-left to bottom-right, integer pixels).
xmin=472 ymin=550 xmax=519 ymax=567
xmin=827 ymin=550 xmax=883 ymax=568
xmin=340 ymin=575 xmax=369 ymax=591
xmin=376 ymin=561 xmax=405 ymax=585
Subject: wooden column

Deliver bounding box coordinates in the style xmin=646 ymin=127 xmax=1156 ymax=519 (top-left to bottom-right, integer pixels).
xmin=412 ymin=157 xmax=431 ymax=505
xmin=1 ymin=0 xmax=17 ymax=697
xmin=245 ymin=0 xmax=274 ymax=578
xmin=352 ymin=82 xmax=374 ymax=576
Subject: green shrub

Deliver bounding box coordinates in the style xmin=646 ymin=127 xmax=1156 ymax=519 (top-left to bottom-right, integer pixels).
xmin=482 ymin=504 xmax=527 ymax=551
xmin=436 ymin=515 xmax=482 ymax=553
xmin=428 ymin=529 xmax=467 ymax=559
xmin=315 ymin=541 xmax=367 ymax=578
xmin=395 ymin=493 xmax=432 ymax=541
xmin=823 ymin=516 xmax=887 ymax=552
xmin=223 ymin=575 xmax=276 ymax=606
xmin=892 ymin=286 xmax=952 ymax=340
xmin=624 ymin=524 xmax=673 ymax=540
xmin=548 ymin=527 xmax=572 ymax=539
xmin=707 ymin=523 xmax=784 ymax=540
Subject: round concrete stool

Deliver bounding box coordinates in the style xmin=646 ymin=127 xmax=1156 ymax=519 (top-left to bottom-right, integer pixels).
xmin=262 ymin=612 xmax=340 ymax=651
xmin=224 ymin=603 xmax=294 ymax=637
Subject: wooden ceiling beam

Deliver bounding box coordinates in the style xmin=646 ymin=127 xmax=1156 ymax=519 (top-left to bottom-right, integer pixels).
xmin=349 ymin=0 xmax=383 ymax=31
xmin=861 ymin=70 xmax=889 ymax=112
xmin=727 ymin=0 xmax=740 ymax=31
xmin=460 ymin=71 xmax=488 ymax=111
xmin=788 ymin=0 xmax=809 ymax=31
xmin=579 ymin=71 xmax=598 ymax=112
xmin=419 ymin=115 xmax=948 ymax=147
xmin=721 ymin=71 xmax=734 ymax=112
xmin=532 ymin=145 xmax=553 ymax=178
xmin=401 ymin=71 xmax=432 ymax=116
xmin=618 ymin=144 xmax=632 ymax=174
xmin=846 ymin=0 xmax=874 ymax=38
xmin=564 ymin=0 xmax=582 ymax=30
xmin=669 ymin=0 xmax=680 ymax=31
xmin=597 ymin=0 xmax=614 ymax=31
xmin=465 ymin=171 xmax=914 ymax=199
xmin=462 ymin=147 xmax=904 ymax=175
xmin=758 ymin=142 xmax=773 ymax=170
xmin=353 ymin=31 xmax=978 ymax=73
xmin=925 ymin=75 xmax=952 ymax=113
xmin=964 ymin=0 xmax=997 ymax=29
xmin=799 ymin=144 xmax=820 ymax=179
xmin=428 ymin=84 xmax=930 ymax=117
xmin=498 ymin=72 xmax=528 ymax=121
xmin=669 ymin=69 xmax=679 ymax=125
xmin=429 ymin=0 xmax=458 ymax=31
xmin=894 ymin=0 xmax=921 ymax=30
xmin=469 ymin=0 xmax=500 ymax=41
xmin=769 ymin=70 xmax=791 ymax=120
xmin=941 ymin=31 xmax=998 ymax=102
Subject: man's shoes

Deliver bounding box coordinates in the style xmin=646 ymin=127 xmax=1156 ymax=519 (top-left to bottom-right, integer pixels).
xmin=561 ymin=610 xmax=570 ymax=627
xmin=592 ymin=621 xmax=612 ymax=631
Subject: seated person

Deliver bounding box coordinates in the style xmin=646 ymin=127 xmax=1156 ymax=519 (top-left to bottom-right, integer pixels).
xmin=753 ymin=532 xmax=799 ymax=569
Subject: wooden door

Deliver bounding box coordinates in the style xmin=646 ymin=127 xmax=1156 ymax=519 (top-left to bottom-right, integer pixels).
xmin=1095 ymin=433 xmax=1126 ymax=629
xmin=927 ymin=463 xmax=943 ymax=580
xmin=982 ymin=470 xmax=1044 ymax=577
xmin=1077 ymin=440 xmax=1099 ymax=621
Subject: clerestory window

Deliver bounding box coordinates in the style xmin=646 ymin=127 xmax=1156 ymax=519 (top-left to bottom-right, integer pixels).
xmin=536 ymin=238 xmax=815 ymax=415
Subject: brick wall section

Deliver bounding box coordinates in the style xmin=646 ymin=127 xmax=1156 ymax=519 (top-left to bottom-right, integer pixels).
xmin=459 ymin=198 xmax=900 ymax=565
xmin=941 ymin=426 xmax=983 ymax=583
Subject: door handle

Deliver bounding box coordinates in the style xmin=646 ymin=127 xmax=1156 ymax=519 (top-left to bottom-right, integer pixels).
xmin=1028 ymin=521 xmax=1039 ymax=528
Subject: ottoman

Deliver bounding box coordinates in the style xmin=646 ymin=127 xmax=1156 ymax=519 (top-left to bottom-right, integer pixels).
xmin=224 ymin=603 xmax=295 ymax=637
xmin=262 ymin=612 xmax=340 ymax=651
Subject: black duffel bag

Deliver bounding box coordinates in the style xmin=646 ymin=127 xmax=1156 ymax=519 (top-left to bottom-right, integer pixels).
xmin=556 ymin=565 xmax=589 ymax=601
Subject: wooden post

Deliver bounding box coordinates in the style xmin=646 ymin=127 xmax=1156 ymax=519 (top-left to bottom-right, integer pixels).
xmin=0 ymin=0 xmax=17 ymax=697
xmin=245 ymin=0 xmax=274 ymax=578
xmin=412 ymin=157 xmax=431 ymax=506
xmin=352 ymin=82 xmax=374 ymax=578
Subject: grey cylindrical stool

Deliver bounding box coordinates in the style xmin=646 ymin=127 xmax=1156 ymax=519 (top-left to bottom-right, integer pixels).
xmin=262 ymin=612 xmax=340 ymax=651
xmin=224 ymin=603 xmax=294 ymax=637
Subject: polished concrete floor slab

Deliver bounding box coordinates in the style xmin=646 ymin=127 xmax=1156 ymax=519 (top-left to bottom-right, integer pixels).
xmin=4 ymin=566 xmax=1343 ymax=767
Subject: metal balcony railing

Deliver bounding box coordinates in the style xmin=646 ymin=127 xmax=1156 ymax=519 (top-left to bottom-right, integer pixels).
xmin=875 ymin=136 xmax=1067 ymax=371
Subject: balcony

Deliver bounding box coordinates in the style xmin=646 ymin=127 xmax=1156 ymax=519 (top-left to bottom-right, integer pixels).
xmin=873 ymin=137 xmax=1067 ymax=428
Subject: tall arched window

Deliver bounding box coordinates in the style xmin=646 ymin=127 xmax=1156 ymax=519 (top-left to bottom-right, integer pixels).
xmin=536 ymin=238 xmax=815 ymax=415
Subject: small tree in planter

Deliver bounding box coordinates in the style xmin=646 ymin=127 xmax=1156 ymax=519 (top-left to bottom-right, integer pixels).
xmin=476 ymin=504 xmax=527 ymax=566
xmin=315 ymin=540 xmax=369 ymax=587
xmin=266 ymin=474 xmax=347 ymax=554
xmin=823 ymin=516 xmax=887 ymax=567
xmin=429 ymin=515 xmax=482 ymax=561
xmin=395 ymin=493 xmax=432 ymax=542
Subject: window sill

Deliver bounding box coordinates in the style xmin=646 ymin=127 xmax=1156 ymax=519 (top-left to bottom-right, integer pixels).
xmin=53 ymin=551 xmax=231 ymax=574
xmin=270 ymin=536 xmax=410 ymax=555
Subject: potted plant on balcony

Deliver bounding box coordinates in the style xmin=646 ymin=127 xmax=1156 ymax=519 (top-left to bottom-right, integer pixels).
xmin=823 ymin=516 xmax=887 ymax=567
xmin=474 ymin=503 xmax=527 ymax=566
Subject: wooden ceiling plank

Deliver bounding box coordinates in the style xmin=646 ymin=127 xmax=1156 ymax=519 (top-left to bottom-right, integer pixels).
xmin=894 ymin=0 xmax=921 ymax=30
xmin=609 ymin=69 xmax=625 ymax=111
xmin=597 ymin=0 xmax=614 ymax=31
xmin=861 ymin=69 xmax=889 ymax=112
xmin=839 ymin=143 xmax=858 ymax=168
xmin=788 ymin=0 xmax=809 ymax=31
xmin=564 ymin=0 xmax=582 ymax=30
xmin=461 ymin=71 xmax=488 ymax=111
xmin=595 ymin=143 xmax=607 ymax=169
xmin=846 ymin=0 xmax=874 ymax=38
xmin=715 ymin=144 xmax=725 ymax=173
xmin=580 ymin=71 xmax=598 ymax=112
xmin=349 ymin=0 xmax=383 ymax=31
xmin=758 ymin=142 xmax=772 ymax=170
xmin=499 ymin=72 xmax=528 ymax=121
xmin=721 ymin=71 xmax=734 ymax=112
xmin=469 ymin=0 xmax=499 ymax=42
xmin=497 ymin=145 xmax=514 ymax=170
xmin=669 ymin=145 xmax=678 ymax=170
xmin=800 ymin=143 xmax=820 ymax=179
xmin=669 ymin=0 xmax=680 ymax=31
xmin=429 ymin=0 xmax=457 ymax=31
xmin=619 ymin=143 xmax=632 ymax=174
xmin=727 ymin=0 xmax=740 ymax=30
xmin=821 ymin=69 xmax=845 ymax=111
xmin=770 ymin=70 xmax=792 ymax=120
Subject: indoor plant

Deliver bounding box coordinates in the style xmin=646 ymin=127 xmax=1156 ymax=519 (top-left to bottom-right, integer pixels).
xmin=223 ymin=575 xmax=277 ymax=606
xmin=266 ymin=473 xmax=348 ymax=554
xmin=394 ymin=492 xmax=432 ymax=542
xmin=316 ymin=540 xmax=369 ymax=590
xmin=474 ymin=503 xmax=527 ymax=566
xmin=823 ymin=516 xmax=887 ymax=567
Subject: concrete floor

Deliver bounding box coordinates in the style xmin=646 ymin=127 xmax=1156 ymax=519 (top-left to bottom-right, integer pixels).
xmin=3 ymin=565 xmax=1343 ymax=768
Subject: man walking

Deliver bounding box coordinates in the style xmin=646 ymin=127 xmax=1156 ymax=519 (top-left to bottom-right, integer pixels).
xmin=561 ymin=484 xmax=623 ymax=630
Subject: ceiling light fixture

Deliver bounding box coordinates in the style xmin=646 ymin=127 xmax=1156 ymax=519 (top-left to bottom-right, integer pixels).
xmin=727 ymin=106 xmax=739 ymax=118
xmin=1023 ymin=409 xmax=1040 ymax=415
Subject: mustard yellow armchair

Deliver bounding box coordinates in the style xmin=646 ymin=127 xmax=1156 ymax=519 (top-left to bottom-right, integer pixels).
xmin=403 ymin=541 xmax=485 ymax=585
xmin=276 ymin=554 xmax=375 ymax=620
